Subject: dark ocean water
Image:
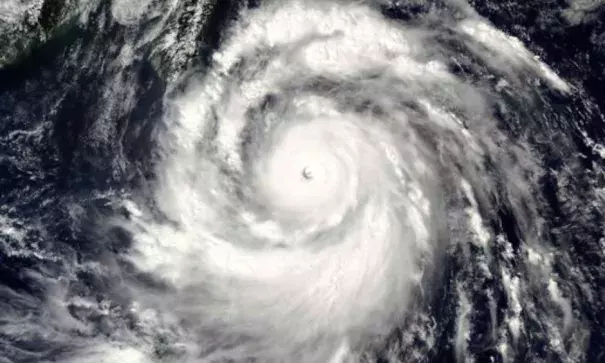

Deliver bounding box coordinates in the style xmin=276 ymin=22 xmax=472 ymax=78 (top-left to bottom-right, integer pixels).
xmin=0 ymin=1 xmax=604 ymax=362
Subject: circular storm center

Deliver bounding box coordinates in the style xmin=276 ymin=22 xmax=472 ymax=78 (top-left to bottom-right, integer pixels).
xmin=255 ymin=122 xmax=359 ymax=225
xmin=301 ymin=166 xmax=314 ymax=181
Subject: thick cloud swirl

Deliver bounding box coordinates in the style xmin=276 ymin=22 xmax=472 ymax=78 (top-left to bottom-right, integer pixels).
xmin=111 ymin=1 xmax=572 ymax=362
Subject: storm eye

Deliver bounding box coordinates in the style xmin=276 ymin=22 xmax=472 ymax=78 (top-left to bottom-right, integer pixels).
xmin=302 ymin=166 xmax=313 ymax=180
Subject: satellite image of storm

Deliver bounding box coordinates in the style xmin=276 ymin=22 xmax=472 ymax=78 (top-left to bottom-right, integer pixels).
xmin=1 ymin=0 xmax=605 ymax=362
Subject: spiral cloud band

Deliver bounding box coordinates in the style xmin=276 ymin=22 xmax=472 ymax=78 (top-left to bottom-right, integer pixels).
xmin=118 ymin=1 xmax=570 ymax=362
